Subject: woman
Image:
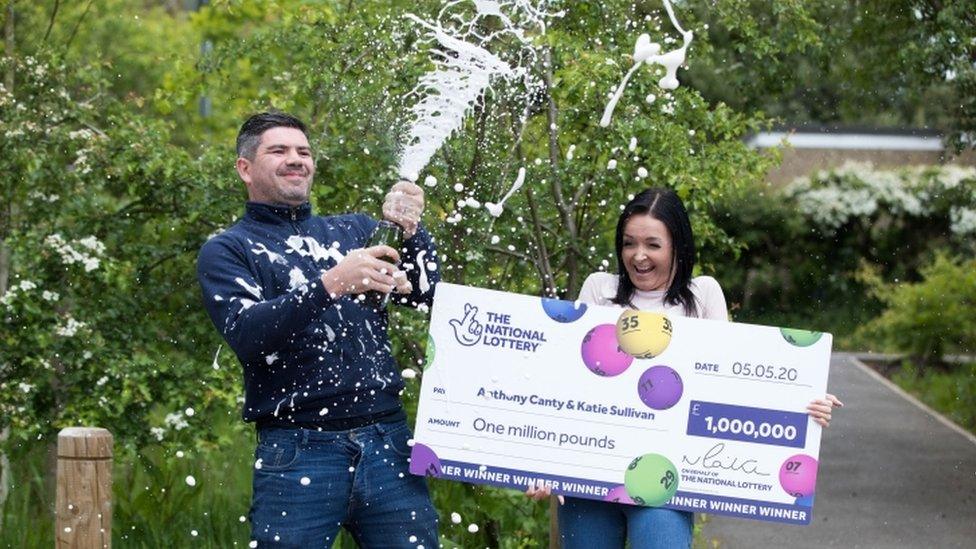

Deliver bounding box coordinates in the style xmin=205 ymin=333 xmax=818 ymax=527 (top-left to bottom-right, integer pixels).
xmin=527 ymin=188 xmax=842 ymax=548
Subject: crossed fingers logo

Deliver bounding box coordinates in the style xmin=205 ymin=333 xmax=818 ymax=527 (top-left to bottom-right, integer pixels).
xmin=449 ymin=303 xmax=483 ymax=346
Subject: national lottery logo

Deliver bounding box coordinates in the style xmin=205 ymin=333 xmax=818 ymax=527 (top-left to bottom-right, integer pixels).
xmin=449 ymin=303 xmax=484 ymax=346
xmin=448 ymin=302 xmax=548 ymax=352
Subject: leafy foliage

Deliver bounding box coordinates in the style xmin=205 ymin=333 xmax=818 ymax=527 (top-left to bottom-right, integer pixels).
xmin=712 ymin=163 xmax=976 ymax=338
xmin=857 ymin=254 xmax=976 ymax=363
xmin=4 ymin=0 xmax=972 ymax=545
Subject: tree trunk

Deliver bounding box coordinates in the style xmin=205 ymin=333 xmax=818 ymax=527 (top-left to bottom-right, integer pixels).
xmin=541 ymin=48 xmax=580 ymax=297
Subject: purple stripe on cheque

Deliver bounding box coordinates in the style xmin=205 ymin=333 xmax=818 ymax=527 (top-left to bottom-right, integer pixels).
xmin=686 ymin=400 xmax=809 ymax=448
xmin=424 ymin=459 xmax=812 ymax=525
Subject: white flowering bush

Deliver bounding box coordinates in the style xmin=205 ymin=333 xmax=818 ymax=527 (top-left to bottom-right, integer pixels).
xmin=0 ymin=54 xmax=243 ymax=451
xmin=710 ymin=162 xmax=976 ymax=341
xmin=785 ymin=161 xmax=976 ymax=241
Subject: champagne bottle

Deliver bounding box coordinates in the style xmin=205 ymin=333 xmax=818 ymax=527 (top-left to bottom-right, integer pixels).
xmin=362 ymin=220 xmax=403 ymax=310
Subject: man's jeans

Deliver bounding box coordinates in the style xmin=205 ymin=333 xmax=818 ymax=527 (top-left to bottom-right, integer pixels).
xmin=249 ymin=419 xmax=439 ymax=547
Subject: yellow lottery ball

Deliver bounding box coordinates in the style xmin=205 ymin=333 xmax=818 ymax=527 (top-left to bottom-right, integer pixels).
xmin=616 ymin=310 xmax=673 ymax=359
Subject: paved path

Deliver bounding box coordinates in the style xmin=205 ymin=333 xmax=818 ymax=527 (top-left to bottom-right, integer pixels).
xmin=698 ymin=353 xmax=976 ymax=548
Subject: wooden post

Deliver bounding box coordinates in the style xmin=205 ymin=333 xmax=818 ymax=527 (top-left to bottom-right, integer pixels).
xmin=549 ymin=497 xmax=561 ymax=549
xmin=55 ymin=427 xmax=113 ymax=549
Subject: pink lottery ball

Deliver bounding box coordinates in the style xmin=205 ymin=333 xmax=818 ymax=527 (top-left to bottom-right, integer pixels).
xmin=604 ymin=485 xmax=636 ymax=505
xmin=581 ymin=324 xmax=634 ymax=377
xmin=779 ymin=454 xmax=818 ymax=498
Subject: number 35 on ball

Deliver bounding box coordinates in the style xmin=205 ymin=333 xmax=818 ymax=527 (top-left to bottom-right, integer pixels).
xmin=616 ymin=310 xmax=673 ymax=359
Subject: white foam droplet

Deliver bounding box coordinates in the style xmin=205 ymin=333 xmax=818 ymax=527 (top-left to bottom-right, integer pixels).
xmin=485 ymin=168 xmax=526 ymax=218
xmin=300 ymin=477 xmax=311 ymax=486
xmin=467 ymin=524 xmax=479 ymax=533
xmin=185 ymin=475 xmax=196 ymax=487
xmin=423 ymin=175 xmax=437 ymax=187
xmin=451 ymin=512 xmax=462 ymax=524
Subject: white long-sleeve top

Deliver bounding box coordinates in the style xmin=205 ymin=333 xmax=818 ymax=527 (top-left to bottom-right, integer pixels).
xmin=577 ymin=272 xmax=729 ymax=321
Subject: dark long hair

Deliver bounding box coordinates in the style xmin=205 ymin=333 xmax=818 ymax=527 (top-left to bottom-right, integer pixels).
xmin=611 ymin=188 xmax=698 ymax=316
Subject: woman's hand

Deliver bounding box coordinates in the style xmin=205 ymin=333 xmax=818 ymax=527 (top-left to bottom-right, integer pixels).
xmin=525 ymin=481 xmax=564 ymax=505
xmin=807 ymin=393 xmax=844 ymax=428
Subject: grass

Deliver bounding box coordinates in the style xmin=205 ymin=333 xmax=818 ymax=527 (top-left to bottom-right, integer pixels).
xmin=0 ymin=431 xmax=255 ymax=548
xmin=0 ymin=414 xmax=551 ymax=548
xmin=890 ymin=361 xmax=976 ymax=435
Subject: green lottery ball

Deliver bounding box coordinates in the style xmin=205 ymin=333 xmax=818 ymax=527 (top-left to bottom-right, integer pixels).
xmin=624 ymin=453 xmax=679 ymax=507
xmin=423 ymin=335 xmax=435 ymax=370
xmin=780 ymin=328 xmax=823 ymax=347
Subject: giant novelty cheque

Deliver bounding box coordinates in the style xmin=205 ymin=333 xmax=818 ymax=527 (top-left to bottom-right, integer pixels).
xmin=410 ymin=283 xmax=832 ymax=525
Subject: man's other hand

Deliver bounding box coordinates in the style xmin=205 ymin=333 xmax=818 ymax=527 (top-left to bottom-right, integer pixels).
xmin=383 ymin=180 xmax=425 ymax=238
xmin=321 ymin=246 xmax=401 ymax=297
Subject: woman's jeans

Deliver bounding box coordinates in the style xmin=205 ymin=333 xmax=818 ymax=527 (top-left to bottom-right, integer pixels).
xmin=249 ymin=419 xmax=439 ymax=547
xmin=558 ymin=496 xmax=692 ymax=549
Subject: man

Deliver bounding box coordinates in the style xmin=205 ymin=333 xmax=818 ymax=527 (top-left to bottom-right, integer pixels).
xmin=197 ymin=112 xmax=440 ymax=547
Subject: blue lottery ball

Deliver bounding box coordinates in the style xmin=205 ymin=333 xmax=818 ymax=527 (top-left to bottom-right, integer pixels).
xmin=794 ymin=494 xmax=815 ymax=507
xmin=541 ymin=298 xmax=587 ymax=323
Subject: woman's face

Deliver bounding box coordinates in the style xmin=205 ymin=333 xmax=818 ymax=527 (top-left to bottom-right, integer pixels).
xmin=621 ymin=214 xmax=674 ymax=292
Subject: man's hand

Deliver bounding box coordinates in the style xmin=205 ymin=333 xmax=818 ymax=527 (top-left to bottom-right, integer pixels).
xmin=392 ymin=270 xmax=413 ymax=295
xmin=383 ymin=180 xmax=425 ymax=239
xmin=321 ymin=246 xmax=402 ymax=297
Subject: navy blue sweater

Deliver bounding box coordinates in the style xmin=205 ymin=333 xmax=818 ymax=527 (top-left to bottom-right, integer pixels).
xmin=197 ymin=202 xmax=439 ymax=424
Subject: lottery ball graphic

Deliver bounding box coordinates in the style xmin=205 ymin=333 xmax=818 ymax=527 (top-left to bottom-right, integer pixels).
xmin=637 ymin=365 xmax=683 ymax=410
xmin=616 ymin=310 xmax=673 ymax=358
xmin=604 ymin=485 xmax=636 ymax=505
xmin=541 ymin=297 xmax=587 ymax=323
xmin=780 ymin=328 xmax=823 ymax=347
xmin=423 ymin=335 xmax=435 ymax=370
xmin=581 ymin=324 xmax=634 ymax=377
xmin=794 ymin=494 xmax=815 ymax=507
xmin=408 ymin=443 xmax=442 ymax=478
xmin=624 ymin=453 xmax=679 ymax=507
xmin=779 ymin=454 xmax=818 ymax=498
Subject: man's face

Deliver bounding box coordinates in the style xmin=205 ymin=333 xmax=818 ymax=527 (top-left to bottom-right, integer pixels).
xmin=237 ymin=127 xmax=315 ymax=207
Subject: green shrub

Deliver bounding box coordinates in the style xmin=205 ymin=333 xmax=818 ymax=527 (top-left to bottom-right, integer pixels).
xmin=856 ymin=254 xmax=976 ymax=364
xmin=709 ymin=163 xmax=976 ymax=342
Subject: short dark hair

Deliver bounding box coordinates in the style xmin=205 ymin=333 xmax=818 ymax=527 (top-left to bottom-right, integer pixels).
xmin=236 ymin=112 xmax=309 ymax=159
xmin=611 ymin=187 xmax=698 ymax=316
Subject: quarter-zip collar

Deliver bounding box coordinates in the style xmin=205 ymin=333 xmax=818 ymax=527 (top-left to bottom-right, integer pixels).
xmin=244 ymin=201 xmax=313 ymax=225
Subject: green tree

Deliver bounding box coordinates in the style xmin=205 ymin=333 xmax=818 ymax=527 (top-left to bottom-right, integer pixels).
xmin=686 ymin=0 xmax=976 ymax=151
xmin=1 ymin=0 xmax=882 ymax=543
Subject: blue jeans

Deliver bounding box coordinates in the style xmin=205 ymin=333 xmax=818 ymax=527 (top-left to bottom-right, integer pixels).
xmin=249 ymin=420 xmax=439 ymax=547
xmin=558 ymin=497 xmax=692 ymax=549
